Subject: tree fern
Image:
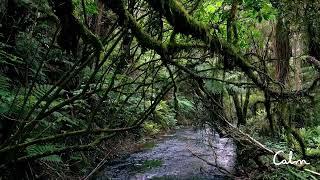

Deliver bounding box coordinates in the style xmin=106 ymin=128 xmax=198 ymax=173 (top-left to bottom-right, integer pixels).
xmin=177 ymin=97 xmax=195 ymax=113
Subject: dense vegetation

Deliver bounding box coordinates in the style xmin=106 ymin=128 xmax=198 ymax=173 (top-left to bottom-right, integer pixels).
xmin=0 ymin=0 xmax=320 ymax=179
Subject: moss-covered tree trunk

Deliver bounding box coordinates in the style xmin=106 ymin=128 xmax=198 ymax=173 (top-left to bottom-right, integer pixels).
xmin=275 ymin=15 xmax=291 ymax=85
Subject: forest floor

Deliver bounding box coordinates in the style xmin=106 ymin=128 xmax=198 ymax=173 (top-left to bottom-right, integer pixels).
xmin=96 ymin=128 xmax=236 ymax=179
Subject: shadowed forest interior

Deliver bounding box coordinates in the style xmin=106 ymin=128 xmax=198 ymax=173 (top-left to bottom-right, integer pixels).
xmin=0 ymin=0 xmax=320 ymax=179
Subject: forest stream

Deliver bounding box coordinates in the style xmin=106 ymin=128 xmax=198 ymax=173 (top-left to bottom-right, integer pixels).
xmin=97 ymin=128 xmax=236 ymax=179
xmin=3 ymin=0 xmax=320 ymax=179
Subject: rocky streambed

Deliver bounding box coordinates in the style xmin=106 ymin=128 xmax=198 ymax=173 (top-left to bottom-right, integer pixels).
xmin=96 ymin=128 xmax=236 ymax=180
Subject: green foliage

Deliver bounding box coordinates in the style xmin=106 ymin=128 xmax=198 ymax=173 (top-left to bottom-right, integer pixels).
xmin=0 ymin=74 xmax=10 ymax=91
xmin=256 ymin=166 xmax=318 ymax=180
xmin=311 ymin=96 xmax=320 ymax=126
xmin=204 ymin=0 xmax=223 ymax=14
xmin=26 ymin=144 xmax=63 ymax=163
xmin=16 ymin=33 xmax=41 ymax=62
xmin=177 ymin=97 xmax=195 ymax=113
xmin=243 ymin=0 xmax=276 ymax=22
xmin=27 ymin=144 xmax=56 ymax=155
xmin=32 ymin=84 xmax=57 ymax=99
xmin=40 ymin=155 xmax=63 ymax=163
xmin=154 ymin=101 xmax=177 ymax=129
xmin=1 ymin=0 xmax=320 ymax=179
xmin=0 ymin=74 xmax=12 ymax=114
xmin=142 ymin=141 xmax=156 ymax=149
xmin=300 ymin=126 xmax=320 ymax=150
xmin=143 ymin=97 xmax=192 ymax=135
xmin=0 ymin=49 xmax=25 ymax=66
xmin=205 ymin=80 xmax=225 ymax=94
xmin=245 ymin=109 xmax=270 ymax=135
xmin=73 ymin=0 xmax=99 ymax=17
xmin=54 ymin=111 xmax=80 ymax=127
xmin=143 ymin=122 xmax=161 ymax=135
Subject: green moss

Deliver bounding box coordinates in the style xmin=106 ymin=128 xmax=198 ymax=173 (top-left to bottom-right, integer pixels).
xmin=141 ymin=159 xmax=163 ymax=169
xmin=142 ymin=142 xmax=156 ymax=149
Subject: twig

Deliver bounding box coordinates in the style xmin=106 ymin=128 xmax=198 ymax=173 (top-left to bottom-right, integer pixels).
xmin=187 ymin=148 xmax=235 ymax=178
xmin=82 ymin=153 xmax=110 ymax=180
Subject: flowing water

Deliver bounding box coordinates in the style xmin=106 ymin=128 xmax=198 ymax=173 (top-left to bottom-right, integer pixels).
xmin=97 ymin=128 xmax=236 ymax=180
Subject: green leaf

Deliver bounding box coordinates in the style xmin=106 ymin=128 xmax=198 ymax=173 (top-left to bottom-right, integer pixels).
xmin=206 ymin=5 xmax=217 ymax=13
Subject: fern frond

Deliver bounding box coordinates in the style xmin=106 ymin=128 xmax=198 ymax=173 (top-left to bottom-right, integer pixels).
xmin=53 ymin=111 xmax=79 ymax=127
xmin=0 ymin=74 xmax=12 ymax=114
xmin=32 ymin=84 xmax=57 ymax=99
xmin=227 ymin=84 xmax=246 ymax=94
xmin=177 ymin=97 xmax=195 ymax=113
xmin=40 ymin=155 xmax=63 ymax=163
xmin=0 ymin=74 xmax=10 ymax=91
xmin=205 ymin=80 xmax=225 ymax=94
xmin=0 ymin=49 xmax=24 ymax=66
xmin=27 ymin=144 xmax=58 ymax=156
xmin=26 ymin=144 xmax=63 ymax=163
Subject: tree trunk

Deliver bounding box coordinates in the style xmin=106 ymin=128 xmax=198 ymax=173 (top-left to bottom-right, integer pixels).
xmin=242 ymin=88 xmax=250 ymax=122
xmin=94 ymin=0 xmax=104 ymax=36
xmin=275 ymin=15 xmax=291 ymax=85
xmin=228 ymin=90 xmax=245 ymax=126
xmin=264 ymin=91 xmax=275 ymax=135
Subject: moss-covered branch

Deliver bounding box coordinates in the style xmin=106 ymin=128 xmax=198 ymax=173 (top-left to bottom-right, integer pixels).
xmin=106 ymin=0 xmax=318 ymax=99
xmin=0 ymin=81 xmax=174 ymax=157
xmin=145 ymin=0 xmax=319 ymax=99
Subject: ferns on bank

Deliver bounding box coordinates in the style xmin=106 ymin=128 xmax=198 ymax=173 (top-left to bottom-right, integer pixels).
xmin=27 ymin=144 xmax=63 ymax=163
xmin=177 ymin=97 xmax=195 ymax=113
